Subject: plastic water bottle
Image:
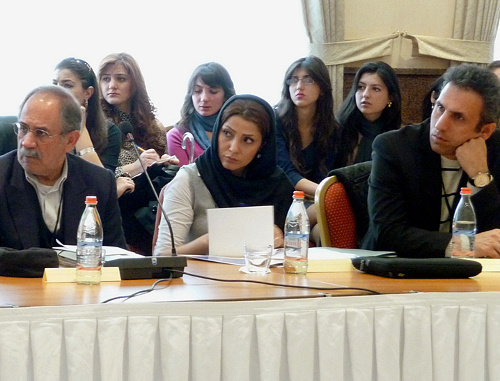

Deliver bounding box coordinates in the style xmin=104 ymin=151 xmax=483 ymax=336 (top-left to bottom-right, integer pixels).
xmin=284 ymin=191 xmax=310 ymax=274
xmin=76 ymin=196 xmax=103 ymax=284
xmin=451 ymin=187 xmax=476 ymax=257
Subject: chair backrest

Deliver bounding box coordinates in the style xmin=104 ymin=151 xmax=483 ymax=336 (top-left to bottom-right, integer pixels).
xmin=315 ymin=161 xmax=372 ymax=248
xmin=0 ymin=116 xmax=18 ymax=156
xmin=315 ymin=176 xmax=357 ymax=248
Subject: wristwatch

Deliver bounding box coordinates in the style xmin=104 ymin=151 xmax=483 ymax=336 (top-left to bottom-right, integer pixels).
xmin=78 ymin=147 xmax=96 ymax=156
xmin=472 ymin=171 xmax=493 ymax=188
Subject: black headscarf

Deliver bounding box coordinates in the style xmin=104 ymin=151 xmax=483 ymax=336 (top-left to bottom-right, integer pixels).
xmin=195 ymin=94 xmax=294 ymax=228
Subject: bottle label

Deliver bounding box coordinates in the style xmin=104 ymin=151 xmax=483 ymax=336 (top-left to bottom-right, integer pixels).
xmin=451 ymin=221 xmax=476 ymax=257
xmin=284 ymin=233 xmax=309 ymax=258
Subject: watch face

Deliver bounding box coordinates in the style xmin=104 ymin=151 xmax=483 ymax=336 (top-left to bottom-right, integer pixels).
xmin=474 ymin=173 xmax=490 ymax=187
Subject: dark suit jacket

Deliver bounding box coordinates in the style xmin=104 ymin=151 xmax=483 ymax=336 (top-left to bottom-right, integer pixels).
xmin=362 ymin=120 xmax=500 ymax=257
xmin=0 ymin=116 xmax=18 ymax=156
xmin=0 ymin=151 xmax=127 ymax=249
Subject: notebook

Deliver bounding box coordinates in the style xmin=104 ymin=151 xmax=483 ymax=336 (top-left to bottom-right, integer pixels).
xmin=207 ymin=205 xmax=274 ymax=257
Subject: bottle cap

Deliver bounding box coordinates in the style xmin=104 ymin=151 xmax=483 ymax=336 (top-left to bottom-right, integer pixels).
xmin=293 ymin=191 xmax=305 ymax=199
xmin=85 ymin=195 xmax=98 ymax=204
xmin=460 ymin=187 xmax=471 ymax=195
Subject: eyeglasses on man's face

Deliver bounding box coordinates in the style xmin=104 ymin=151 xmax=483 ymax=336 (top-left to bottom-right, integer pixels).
xmin=14 ymin=122 xmax=64 ymax=144
xmin=286 ymin=76 xmax=315 ymax=86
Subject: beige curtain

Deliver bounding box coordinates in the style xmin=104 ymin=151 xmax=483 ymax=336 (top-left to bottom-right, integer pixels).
xmin=301 ymin=0 xmax=398 ymax=108
xmin=403 ymin=0 xmax=500 ymax=64
xmin=301 ymin=0 xmax=345 ymax=108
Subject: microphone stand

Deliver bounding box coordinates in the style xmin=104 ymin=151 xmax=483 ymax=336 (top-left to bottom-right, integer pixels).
xmin=128 ymin=134 xmax=177 ymax=256
xmin=181 ymin=132 xmax=195 ymax=164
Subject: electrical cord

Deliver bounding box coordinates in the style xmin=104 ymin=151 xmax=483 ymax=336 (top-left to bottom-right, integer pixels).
xmin=101 ymin=270 xmax=380 ymax=303
xmin=101 ymin=276 xmax=173 ymax=303
xmin=174 ymin=269 xmax=381 ymax=294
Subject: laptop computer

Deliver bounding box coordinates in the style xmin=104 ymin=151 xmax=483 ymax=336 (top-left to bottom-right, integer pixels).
xmin=207 ymin=205 xmax=274 ymax=257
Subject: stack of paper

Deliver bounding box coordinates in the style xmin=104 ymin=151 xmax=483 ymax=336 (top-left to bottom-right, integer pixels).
xmin=307 ymin=247 xmax=392 ymax=273
xmin=53 ymin=244 xmax=143 ymax=265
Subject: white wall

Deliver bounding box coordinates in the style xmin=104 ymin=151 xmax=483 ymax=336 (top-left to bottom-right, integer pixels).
xmin=0 ymin=0 xmax=308 ymax=126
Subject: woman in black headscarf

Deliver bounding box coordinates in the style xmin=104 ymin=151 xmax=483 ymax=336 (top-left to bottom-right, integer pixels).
xmin=154 ymin=94 xmax=294 ymax=255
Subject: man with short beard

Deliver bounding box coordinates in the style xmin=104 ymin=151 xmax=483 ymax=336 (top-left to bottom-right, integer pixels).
xmin=0 ymin=85 xmax=126 ymax=250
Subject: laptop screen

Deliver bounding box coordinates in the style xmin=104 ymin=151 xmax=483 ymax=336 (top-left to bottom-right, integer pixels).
xmin=207 ymin=205 xmax=274 ymax=257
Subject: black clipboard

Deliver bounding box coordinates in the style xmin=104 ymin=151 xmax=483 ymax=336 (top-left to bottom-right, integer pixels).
xmin=351 ymin=254 xmax=482 ymax=279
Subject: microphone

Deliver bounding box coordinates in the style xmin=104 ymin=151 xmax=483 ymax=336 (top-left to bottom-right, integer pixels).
xmin=119 ymin=121 xmax=134 ymax=141
xmin=118 ymin=121 xmax=178 ymax=257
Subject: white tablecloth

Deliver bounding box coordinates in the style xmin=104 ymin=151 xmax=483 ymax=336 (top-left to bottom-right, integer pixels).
xmin=0 ymin=292 xmax=498 ymax=380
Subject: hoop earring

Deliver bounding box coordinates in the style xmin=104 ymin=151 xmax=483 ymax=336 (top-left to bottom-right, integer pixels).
xmin=387 ymin=101 xmax=392 ymax=108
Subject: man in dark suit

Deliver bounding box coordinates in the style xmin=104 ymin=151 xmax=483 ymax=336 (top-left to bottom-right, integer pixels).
xmin=363 ymin=64 xmax=500 ymax=258
xmin=0 ymin=85 xmax=127 ymax=249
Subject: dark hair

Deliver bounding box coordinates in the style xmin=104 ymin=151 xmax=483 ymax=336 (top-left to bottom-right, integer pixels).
xmin=336 ymin=61 xmax=402 ymax=167
xmin=19 ymin=85 xmax=82 ymax=134
xmin=219 ymin=98 xmax=271 ymax=144
xmin=443 ymin=64 xmax=500 ymax=128
xmin=421 ymin=75 xmax=445 ymax=121
xmin=98 ymin=52 xmax=164 ymax=153
xmin=487 ymin=60 xmax=500 ymax=71
xmin=275 ymin=56 xmax=339 ymax=176
xmin=178 ymin=62 xmax=235 ymax=130
xmin=55 ymin=57 xmax=108 ymax=155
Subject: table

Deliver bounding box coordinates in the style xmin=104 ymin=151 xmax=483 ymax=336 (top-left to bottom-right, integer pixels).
xmin=2 ymin=258 xmax=499 ymax=307
xmin=0 ymin=258 xmax=499 ymax=380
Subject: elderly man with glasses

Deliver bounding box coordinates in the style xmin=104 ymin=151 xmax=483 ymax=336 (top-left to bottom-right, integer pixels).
xmin=0 ymin=85 xmax=126 ymax=250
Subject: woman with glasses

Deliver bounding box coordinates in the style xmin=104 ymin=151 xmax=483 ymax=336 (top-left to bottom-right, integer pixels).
xmin=167 ymin=62 xmax=235 ymax=166
xmin=53 ymin=57 xmax=121 ymax=172
xmin=335 ymin=61 xmax=402 ymax=168
xmin=275 ymin=56 xmax=338 ymax=197
xmin=154 ymin=94 xmax=294 ymax=255
xmin=275 ymin=56 xmax=339 ymax=238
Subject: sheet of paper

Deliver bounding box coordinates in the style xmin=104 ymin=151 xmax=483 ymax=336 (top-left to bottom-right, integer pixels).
xmin=308 ymin=247 xmax=394 ymax=259
xmin=306 ymin=247 xmax=394 ymax=273
xmin=53 ymin=245 xmax=143 ymax=260
xmin=192 ymin=249 xmax=283 ymax=266
xmin=462 ymin=258 xmax=500 ymax=272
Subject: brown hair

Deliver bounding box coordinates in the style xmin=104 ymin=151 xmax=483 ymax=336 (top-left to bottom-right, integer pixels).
xmin=219 ymin=98 xmax=271 ymax=143
xmin=98 ymin=53 xmax=165 ymax=153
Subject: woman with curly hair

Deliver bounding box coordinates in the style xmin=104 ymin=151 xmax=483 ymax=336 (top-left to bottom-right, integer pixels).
xmin=99 ymin=52 xmax=172 ymax=178
xmin=99 ymin=52 xmax=177 ymax=254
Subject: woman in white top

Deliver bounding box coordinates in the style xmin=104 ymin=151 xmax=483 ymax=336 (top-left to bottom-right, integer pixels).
xmin=154 ymin=94 xmax=294 ymax=255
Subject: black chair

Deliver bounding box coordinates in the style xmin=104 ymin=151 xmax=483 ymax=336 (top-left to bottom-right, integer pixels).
xmin=0 ymin=116 xmax=18 ymax=155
